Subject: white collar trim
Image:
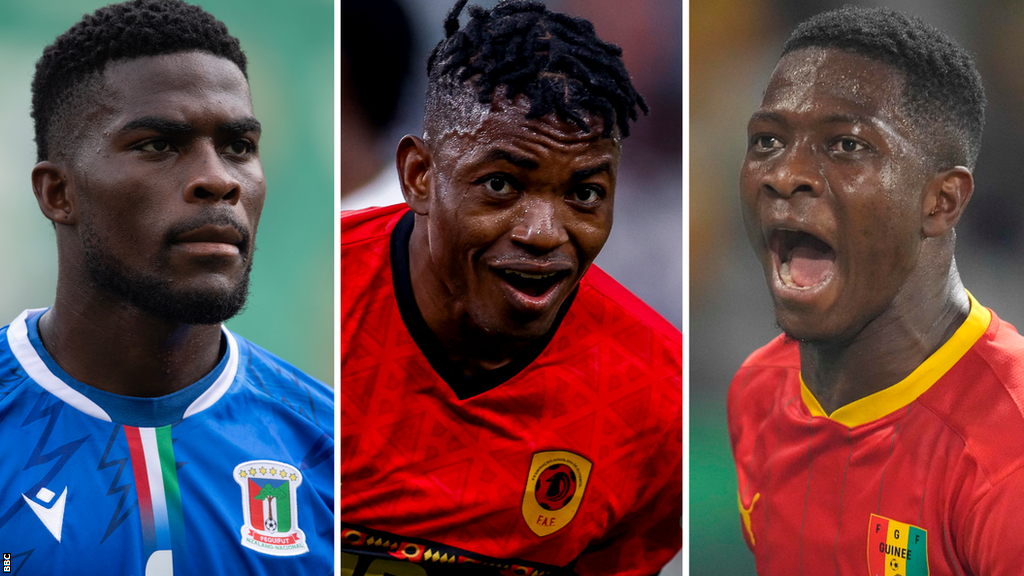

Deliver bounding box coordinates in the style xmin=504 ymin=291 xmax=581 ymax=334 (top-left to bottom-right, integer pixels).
xmin=7 ymin=309 xmax=239 ymax=422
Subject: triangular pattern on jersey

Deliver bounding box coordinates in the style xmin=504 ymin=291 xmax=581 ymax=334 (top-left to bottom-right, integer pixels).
xmin=340 ymin=205 xmax=683 ymax=575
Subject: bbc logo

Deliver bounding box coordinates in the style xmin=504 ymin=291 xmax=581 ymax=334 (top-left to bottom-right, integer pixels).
xmin=3 ymin=552 xmax=10 ymax=573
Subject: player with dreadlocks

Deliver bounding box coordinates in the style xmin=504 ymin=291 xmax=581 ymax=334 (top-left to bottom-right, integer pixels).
xmin=730 ymin=6 xmax=1024 ymax=574
xmin=0 ymin=1 xmax=332 ymax=573
xmin=340 ymin=1 xmax=680 ymax=575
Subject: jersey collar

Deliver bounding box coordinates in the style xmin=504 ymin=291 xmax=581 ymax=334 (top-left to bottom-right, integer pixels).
xmin=6 ymin=308 xmax=240 ymax=426
xmin=389 ymin=210 xmax=577 ymax=400
xmin=800 ymin=291 xmax=991 ymax=428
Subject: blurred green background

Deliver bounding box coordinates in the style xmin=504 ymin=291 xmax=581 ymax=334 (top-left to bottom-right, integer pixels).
xmin=0 ymin=0 xmax=333 ymax=384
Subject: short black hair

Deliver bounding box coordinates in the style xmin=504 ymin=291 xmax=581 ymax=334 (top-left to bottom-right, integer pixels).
xmin=32 ymin=0 xmax=248 ymax=162
xmin=424 ymin=0 xmax=646 ymax=142
xmin=783 ymin=6 xmax=986 ymax=170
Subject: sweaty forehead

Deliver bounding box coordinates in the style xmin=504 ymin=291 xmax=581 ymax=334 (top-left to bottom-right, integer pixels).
xmin=430 ymin=97 xmax=614 ymax=172
xmin=430 ymin=94 xmax=617 ymax=159
xmin=761 ymin=48 xmax=908 ymax=123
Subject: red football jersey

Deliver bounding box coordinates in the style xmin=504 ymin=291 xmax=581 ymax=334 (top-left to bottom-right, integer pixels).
xmin=340 ymin=205 xmax=682 ymax=576
xmin=729 ymin=293 xmax=1024 ymax=576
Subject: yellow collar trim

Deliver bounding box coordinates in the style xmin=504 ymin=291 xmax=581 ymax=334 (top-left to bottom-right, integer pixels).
xmin=800 ymin=291 xmax=991 ymax=428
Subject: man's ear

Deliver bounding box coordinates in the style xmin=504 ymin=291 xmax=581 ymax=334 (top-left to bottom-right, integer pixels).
xmin=397 ymin=135 xmax=433 ymax=215
xmin=922 ymin=166 xmax=973 ymax=238
xmin=32 ymin=161 xmax=78 ymax=225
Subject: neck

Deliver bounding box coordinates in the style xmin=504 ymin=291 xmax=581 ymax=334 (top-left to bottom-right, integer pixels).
xmin=39 ymin=275 xmax=223 ymax=398
xmin=799 ymin=260 xmax=970 ymax=414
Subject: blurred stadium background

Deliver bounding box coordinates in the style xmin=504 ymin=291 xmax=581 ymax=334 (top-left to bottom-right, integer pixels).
xmin=0 ymin=0 xmax=333 ymax=384
xmin=691 ymin=1 xmax=1024 ymax=573
xmin=343 ymin=0 xmax=681 ymax=573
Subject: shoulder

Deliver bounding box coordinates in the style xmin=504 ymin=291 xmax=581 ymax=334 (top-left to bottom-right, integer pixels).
xmin=340 ymin=203 xmax=408 ymax=247
xmin=574 ymin=265 xmax=682 ymax=352
xmin=919 ymin=309 xmax=1024 ymax=483
xmin=727 ymin=335 xmax=798 ymax=426
xmin=730 ymin=334 xmax=798 ymax=393
xmin=229 ymin=332 xmax=332 ymax=431
xmin=559 ymin=266 xmax=681 ymax=412
xmin=0 ymin=322 xmax=28 ymax=402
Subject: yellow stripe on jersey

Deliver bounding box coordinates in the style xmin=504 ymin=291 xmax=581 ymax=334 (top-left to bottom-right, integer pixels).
xmin=801 ymin=290 xmax=990 ymax=428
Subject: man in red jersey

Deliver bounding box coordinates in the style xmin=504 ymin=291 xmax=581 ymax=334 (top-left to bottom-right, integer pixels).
xmin=730 ymin=6 xmax=1024 ymax=575
xmin=340 ymin=1 xmax=681 ymax=575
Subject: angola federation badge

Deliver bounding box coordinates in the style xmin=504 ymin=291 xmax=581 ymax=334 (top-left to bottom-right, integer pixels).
xmin=234 ymin=460 xmax=308 ymax=556
xmin=521 ymin=450 xmax=592 ymax=537
xmin=868 ymin=514 xmax=928 ymax=576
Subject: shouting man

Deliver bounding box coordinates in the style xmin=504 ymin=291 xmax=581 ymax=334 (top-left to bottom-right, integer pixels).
xmin=340 ymin=1 xmax=682 ymax=575
xmin=0 ymin=1 xmax=333 ymax=574
xmin=730 ymin=6 xmax=1024 ymax=575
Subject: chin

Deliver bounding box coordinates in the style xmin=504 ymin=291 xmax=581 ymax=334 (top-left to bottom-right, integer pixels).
xmin=775 ymin=311 xmax=859 ymax=348
xmin=774 ymin=306 xmax=830 ymax=344
xmin=479 ymin=310 xmax=559 ymax=342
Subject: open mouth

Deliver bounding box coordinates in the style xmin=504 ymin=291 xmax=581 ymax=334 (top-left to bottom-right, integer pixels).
xmin=771 ymin=229 xmax=836 ymax=289
xmin=499 ymin=269 xmax=570 ymax=298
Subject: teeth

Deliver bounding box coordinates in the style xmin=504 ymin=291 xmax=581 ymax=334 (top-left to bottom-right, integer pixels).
xmin=504 ymin=270 xmax=556 ymax=280
xmin=779 ymin=261 xmax=810 ymax=290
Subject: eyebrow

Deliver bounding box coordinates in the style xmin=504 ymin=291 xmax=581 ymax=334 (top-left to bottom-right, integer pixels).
xmin=221 ymin=117 xmax=262 ymax=136
xmin=118 ymin=116 xmax=262 ymax=136
xmin=484 ymin=149 xmax=540 ymax=170
xmin=119 ymin=116 xmax=193 ymax=135
xmin=749 ymin=110 xmax=879 ymax=128
xmin=747 ymin=110 xmax=788 ymax=127
xmin=571 ymin=162 xmax=612 ymax=182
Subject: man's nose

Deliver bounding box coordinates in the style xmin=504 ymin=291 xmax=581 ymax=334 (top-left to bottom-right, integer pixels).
xmin=509 ymin=197 xmax=570 ymax=253
xmin=759 ymin=143 xmax=826 ymax=199
xmin=182 ymin=142 xmax=242 ymax=204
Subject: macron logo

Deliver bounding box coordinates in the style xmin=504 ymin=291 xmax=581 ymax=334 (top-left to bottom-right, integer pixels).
xmin=22 ymin=486 xmax=67 ymax=542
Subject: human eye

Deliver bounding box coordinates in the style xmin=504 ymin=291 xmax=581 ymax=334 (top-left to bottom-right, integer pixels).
xmin=567 ymin=185 xmax=605 ymax=208
xmin=479 ymin=174 xmax=517 ymax=198
xmin=750 ymin=134 xmax=784 ymax=153
xmin=137 ymin=139 xmax=173 ymax=153
xmin=830 ymin=137 xmax=869 ymax=153
xmin=223 ymin=139 xmax=256 ymax=156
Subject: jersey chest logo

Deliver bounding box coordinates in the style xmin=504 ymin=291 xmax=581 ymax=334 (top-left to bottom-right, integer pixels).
xmin=234 ymin=460 xmax=308 ymax=556
xmin=520 ymin=451 xmax=592 ymax=537
xmin=867 ymin=514 xmax=928 ymax=576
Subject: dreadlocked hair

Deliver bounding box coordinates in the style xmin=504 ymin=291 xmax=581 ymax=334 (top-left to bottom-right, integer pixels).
xmin=425 ymin=0 xmax=646 ymax=139
xmin=32 ymin=0 xmax=247 ymax=162
xmin=783 ymin=6 xmax=986 ymax=170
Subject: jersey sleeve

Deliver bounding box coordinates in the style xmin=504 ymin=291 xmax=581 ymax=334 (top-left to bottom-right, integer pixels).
xmin=957 ymin=465 xmax=1024 ymax=574
xmin=572 ymin=418 xmax=682 ymax=576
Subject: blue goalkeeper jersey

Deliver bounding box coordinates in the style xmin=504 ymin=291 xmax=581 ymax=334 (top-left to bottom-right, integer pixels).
xmin=0 ymin=309 xmax=334 ymax=575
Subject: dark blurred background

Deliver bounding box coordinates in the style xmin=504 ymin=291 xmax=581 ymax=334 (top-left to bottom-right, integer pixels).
xmin=691 ymin=1 xmax=1024 ymax=573
xmin=0 ymin=0 xmax=333 ymax=384
xmin=342 ymin=0 xmax=682 ymax=573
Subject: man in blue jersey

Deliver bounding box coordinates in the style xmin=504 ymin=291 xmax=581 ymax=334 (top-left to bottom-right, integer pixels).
xmin=0 ymin=1 xmax=333 ymax=574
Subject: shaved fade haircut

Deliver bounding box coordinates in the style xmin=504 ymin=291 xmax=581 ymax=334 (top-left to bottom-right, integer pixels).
xmin=32 ymin=0 xmax=248 ymax=163
xmin=423 ymin=0 xmax=646 ymax=145
xmin=783 ymin=6 xmax=986 ymax=171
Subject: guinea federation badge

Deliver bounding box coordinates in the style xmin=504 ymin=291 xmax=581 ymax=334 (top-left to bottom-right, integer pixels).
xmin=234 ymin=460 xmax=308 ymax=556
xmin=521 ymin=450 xmax=592 ymax=537
xmin=868 ymin=514 xmax=928 ymax=576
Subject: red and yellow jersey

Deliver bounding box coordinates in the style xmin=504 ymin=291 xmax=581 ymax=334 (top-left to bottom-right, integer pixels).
xmin=729 ymin=293 xmax=1024 ymax=576
xmin=340 ymin=205 xmax=682 ymax=576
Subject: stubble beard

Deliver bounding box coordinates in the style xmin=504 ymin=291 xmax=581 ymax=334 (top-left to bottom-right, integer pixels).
xmin=80 ymin=219 xmax=252 ymax=325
